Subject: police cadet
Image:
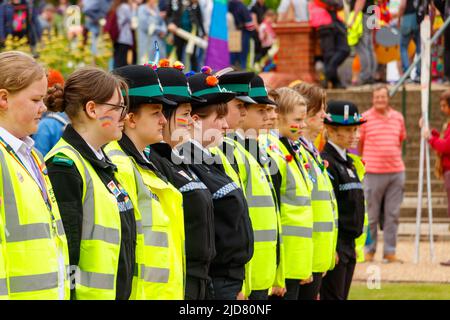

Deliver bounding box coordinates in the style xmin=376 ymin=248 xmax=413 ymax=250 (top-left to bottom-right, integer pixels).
xmin=215 ymin=72 xmax=284 ymax=300
xmin=320 ymin=100 xmax=366 ymax=300
xmin=292 ymin=83 xmax=338 ymax=300
xmin=104 ymin=65 xmax=186 ymax=300
xmin=266 ymin=87 xmax=314 ymax=300
xmin=148 ymin=61 xmax=217 ymax=300
xmin=0 ymin=51 xmax=70 ymax=300
xmin=45 ymin=67 xmax=136 ymax=300
xmin=181 ymin=67 xmax=254 ymax=300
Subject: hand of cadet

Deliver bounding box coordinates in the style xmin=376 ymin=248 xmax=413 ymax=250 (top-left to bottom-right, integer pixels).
xmin=419 ymin=117 xmax=424 ymax=128
xmin=236 ymin=291 xmax=247 ymax=300
xmin=422 ymin=127 xmax=430 ymax=139
xmin=335 ymin=252 xmax=340 ymax=265
xmin=299 ymin=275 xmax=313 ymax=285
xmin=271 ymin=286 xmax=287 ymax=297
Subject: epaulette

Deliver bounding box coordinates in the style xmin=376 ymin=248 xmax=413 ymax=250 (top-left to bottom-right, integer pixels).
xmin=51 ymin=153 xmax=74 ymax=167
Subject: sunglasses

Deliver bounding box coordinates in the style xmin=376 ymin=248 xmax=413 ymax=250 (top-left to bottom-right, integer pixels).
xmin=98 ymin=102 xmax=129 ymax=119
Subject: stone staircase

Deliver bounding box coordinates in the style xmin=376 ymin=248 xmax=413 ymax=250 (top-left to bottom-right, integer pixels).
xmin=327 ymin=84 xmax=450 ymax=233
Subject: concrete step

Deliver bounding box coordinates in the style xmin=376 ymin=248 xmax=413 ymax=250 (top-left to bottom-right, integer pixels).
xmin=405 ymin=179 xmax=445 ymax=193
xmin=400 ymin=206 xmax=448 ymax=219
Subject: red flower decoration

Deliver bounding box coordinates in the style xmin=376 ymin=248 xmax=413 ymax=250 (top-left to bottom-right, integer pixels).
xmin=173 ymin=61 xmax=185 ymax=71
xmin=361 ymin=159 xmax=366 ymax=166
xmin=159 ymin=59 xmax=170 ymax=68
xmin=304 ymin=163 xmax=311 ymax=170
xmin=285 ymin=155 xmax=293 ymax=162
xmin=206 ymin=75 xmax=218 ymax=87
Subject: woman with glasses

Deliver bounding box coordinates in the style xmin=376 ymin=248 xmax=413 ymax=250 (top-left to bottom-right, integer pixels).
xmin=104 ymin=65 xmax=186 ymax=300
xmin=44 ymin=66 xmax=137 ymax=300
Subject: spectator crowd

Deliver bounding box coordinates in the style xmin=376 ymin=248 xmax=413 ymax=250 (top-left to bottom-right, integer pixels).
xmin=1 ymin=0 xmax=449 ymax=89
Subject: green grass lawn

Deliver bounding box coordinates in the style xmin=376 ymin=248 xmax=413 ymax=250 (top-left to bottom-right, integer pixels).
xmin=348 ymin=282 xmax=450 ymax=300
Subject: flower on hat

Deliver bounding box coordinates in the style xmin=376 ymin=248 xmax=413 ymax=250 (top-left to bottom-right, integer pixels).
xmin=144 ymin=61 xmax=158 ymax=70
xmin=206 ymin=75 xmax=218 ymax=87
xmin=201 ymin=66 xmax=212 ymax=75
xmin=185 ymin=71 xmax=196 ymax=78
xmin=159 ymin=59 xmax=171 ymax=68
xmin=173 ymin=61 xmax=185 ymax=71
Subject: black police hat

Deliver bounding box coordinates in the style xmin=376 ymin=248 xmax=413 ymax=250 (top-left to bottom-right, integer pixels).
xmin=249 ymin=75 xmax=277 ymax=105
xmin=187 ymin=72 xmax=236 ymax=108
xmin=217 ymin=71 xmax=257 ymax=104
xmin=324 ymin=100 xmax=367 ymax=126
xmin=156 ymin=67 xmax=206 ymax=106
xmin=112 ymin=65 xmax=176 ymax=109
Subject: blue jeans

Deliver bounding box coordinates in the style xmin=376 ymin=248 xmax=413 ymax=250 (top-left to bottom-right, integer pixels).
xmin=400 ymin=13 xmax=421 ymax=77
xmin=85 ymin=17 xmax=100 ymax=55
xmin=212 ymin=277 xmax=242 ymax=300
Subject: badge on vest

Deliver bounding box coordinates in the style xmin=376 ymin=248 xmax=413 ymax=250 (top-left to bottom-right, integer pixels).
xmin=347 ymin=168 xmax=356 ymax=179
xmin=107 ymin=181 xmax=121 ymax=197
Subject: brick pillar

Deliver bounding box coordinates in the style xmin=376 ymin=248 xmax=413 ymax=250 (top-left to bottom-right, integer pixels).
xmin=260 ymin=22 xmax=317 ymax=89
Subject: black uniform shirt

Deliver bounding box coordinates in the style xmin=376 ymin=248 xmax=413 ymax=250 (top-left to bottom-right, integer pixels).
xmin=46 ymin=125 xmax=136 ymax=300
xmin=320 ymin=142 xmax=365 ymax=242
xmin=149 ymin=142 xmax=216 ymax=280
xmin=178 ymin=140 xmax=254 ymax=281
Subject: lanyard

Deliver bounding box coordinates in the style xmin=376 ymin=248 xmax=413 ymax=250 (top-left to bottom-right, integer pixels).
xmin=0 ymin=136 xmax=53 ymax=213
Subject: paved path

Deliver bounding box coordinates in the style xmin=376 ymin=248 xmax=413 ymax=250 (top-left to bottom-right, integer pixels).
xmin=353 ymin=239 xmax=450 ymax=283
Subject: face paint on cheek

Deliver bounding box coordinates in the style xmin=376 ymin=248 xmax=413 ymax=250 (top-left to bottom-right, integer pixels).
xmin=290 ymin=124 xmax=300 ymax=133
xmin=99 ymin=116 xmax=114 ymax=127
xmin=176 ymin=117 xmax=189 ymax=127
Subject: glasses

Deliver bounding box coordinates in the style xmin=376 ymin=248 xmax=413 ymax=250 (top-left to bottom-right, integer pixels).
xmin=98 ymin=102 xmax=129 ymax=119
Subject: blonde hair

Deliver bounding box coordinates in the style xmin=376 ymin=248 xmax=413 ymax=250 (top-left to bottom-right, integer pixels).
xmin=0 ymin=51 xmax=46 ymax=93
xmin=273 ymin=87 xmax=307 ymax=115
xmin=291 ymin=82 xmax=326 ymax=117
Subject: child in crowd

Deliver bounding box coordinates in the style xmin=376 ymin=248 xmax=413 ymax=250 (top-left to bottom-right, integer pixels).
xmin=258 ymin=9 xmax=276 ymax=59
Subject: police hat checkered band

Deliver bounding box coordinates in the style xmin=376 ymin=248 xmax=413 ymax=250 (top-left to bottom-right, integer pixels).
xmin=212 ymin=182 xmax=240 ymax=200
xmin=179 ymin=182 xmax=208 ymax=193
xmin=338 ymin=182 xmax=363 ymax=191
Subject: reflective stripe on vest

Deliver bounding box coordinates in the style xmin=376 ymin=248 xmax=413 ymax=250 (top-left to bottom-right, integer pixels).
xmin=0 ymin=151 xmax=52 ymax=242
xmin=51 ymin=146 xmax=120 ymax=246
xmin=254 ymin=229 xmax=278 ymax=242
xmin=0 ymin=278 xmax=7 ymax=296
xmin=105 ymin=149 xmax=170 ymax=256
xmin=9 ymin=272 xmax=59 ymax=293
xmin=281 ymin=164 xmax=311 ymax=207
xmin=75 ymin=269 xmax=115 ymax=290
xmin=138 ymin=264 xmax=170 ymax=283
xmin=235 ymin=146 xmax=275 ymax=208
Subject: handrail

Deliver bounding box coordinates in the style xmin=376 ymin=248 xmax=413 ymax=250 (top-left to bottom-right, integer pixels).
xmin=389 ymin=14 xmax=450 ymax=97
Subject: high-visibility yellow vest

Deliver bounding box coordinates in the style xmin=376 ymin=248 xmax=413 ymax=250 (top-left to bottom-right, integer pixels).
xmin=0 ymin=144 xmax=70 ymax=300
xmin=299 ymin=145 xmax=338 ymax=272
xmin=210 ymin=143 xmax=243 ymax=189
xmin=0 ymin=218 xmax=7 ymax=300
xmin=266 ymin=137 xmax=314 ymax=280
xmin=105 ymin=141 xmax=185 ymax=300
xmin=232 ymin=140 xmax=280 ymax=293
xmin=348 ymin=153 xmax=369 ymax=263
xmin=46 ymin=140 xmax=124 ymax=300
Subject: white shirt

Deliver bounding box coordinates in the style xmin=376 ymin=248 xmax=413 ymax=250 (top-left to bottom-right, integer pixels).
xmin=328 ymin=140 xmax=347 ymax=161
xmin=0 ymin=127 xmax=42 ymax=185
xmin=190 ymin=138 xmax=211 ymax=156
xmin=85 ymin=142 xmax=104 ymax=161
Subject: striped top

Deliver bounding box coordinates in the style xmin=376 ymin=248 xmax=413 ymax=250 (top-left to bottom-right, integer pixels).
xmin=359 ymin=107 xmax=407 ymax=173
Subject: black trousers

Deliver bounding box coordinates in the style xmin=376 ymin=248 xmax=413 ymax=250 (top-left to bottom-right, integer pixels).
xmin=298 ymin=272 xmax=323 ymax=300
xmin=185 ymin=276 xmax=214 ymax=300
xmin=249 ymin=289 xmax=269 ymax=300
xmin=320 ymin=240 xmax=356 ymax=300
xmin=174 ymin=36 xmax=199 ymax=72
xmin=211 ymin=277 xmax=243 ymax=300
xmin=318 ymin=23 xmax=350 ymax=86
xmin=113 ymin=43 xmax=132 ymax=69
